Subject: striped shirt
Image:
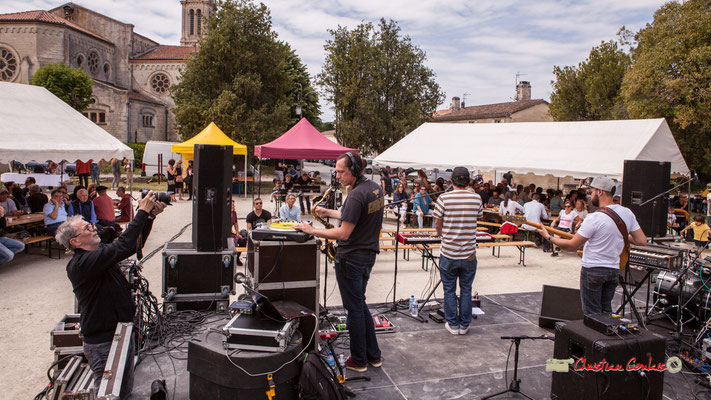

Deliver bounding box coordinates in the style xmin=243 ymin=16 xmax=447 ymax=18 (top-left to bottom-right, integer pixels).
xmin=433 ymin=189 xmax=484 ymax=260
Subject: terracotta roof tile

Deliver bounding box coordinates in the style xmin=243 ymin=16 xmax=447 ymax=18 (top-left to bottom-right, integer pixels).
xmin=0 ymin=10 xmax=112 ymax=44
xmin=433 ymin=99 xmax=548 ymax=122
xmin=131 ymin=45 xmax=195 ymax=61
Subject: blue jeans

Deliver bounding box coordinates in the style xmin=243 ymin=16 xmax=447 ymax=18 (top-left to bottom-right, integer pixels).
xmin=439 ymin=256 xmax=478 ymax=328
xmin=580 ymin=267 xmax=619 ymax=315
xmin=84 ymin=336 xmax=135 ymax=397
xmin=335 ymin=252 xmax=381 ymax=366
xmin=416 ymin=209 xmax=434 ymax=228
xmin=0 ymin=237 xmax=25 ymax=266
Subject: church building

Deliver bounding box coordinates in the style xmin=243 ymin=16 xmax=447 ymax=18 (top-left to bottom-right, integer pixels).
xmin=0 ymin=1 xmax=216 ymax=143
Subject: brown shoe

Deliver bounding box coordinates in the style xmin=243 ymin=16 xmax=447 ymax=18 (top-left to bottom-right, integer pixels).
xmin=345 ymin=357 xmax=367 ymax=373
xmin=368 ymin=357 xmax=383 ymax=368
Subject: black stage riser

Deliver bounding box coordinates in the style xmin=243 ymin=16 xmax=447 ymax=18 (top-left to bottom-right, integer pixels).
xmin=622 ymin=160 xmax=671 ymax=239
xmin=551 ymin=320 xmax=665 ymax=400
xmin=192 ymin=144 xmax=233 ymax=252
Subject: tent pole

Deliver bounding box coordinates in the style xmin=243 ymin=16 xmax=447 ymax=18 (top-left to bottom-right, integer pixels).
xmin=557 ymin=177 xmax=560 ymax=191
xmin=244 ymin=154 xmax=247 ymax=198
xmin=129 ymin=159 xmax=134 ymax=221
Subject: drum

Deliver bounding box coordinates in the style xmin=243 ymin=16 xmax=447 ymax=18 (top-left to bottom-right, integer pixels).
xmin=653 ymin=271 xmax=710 ymax=321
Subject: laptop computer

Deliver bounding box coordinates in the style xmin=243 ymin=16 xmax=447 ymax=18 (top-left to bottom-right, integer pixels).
xmin=242 ymin=284 xmax=314 ymax=321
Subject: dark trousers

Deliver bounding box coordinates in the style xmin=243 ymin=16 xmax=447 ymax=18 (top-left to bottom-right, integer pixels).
xmin=84 ymin=336 xmax=135 ymax=397
xmin=335 ymin=252 xmax=381 ymax=366
xmin=580 ymin=267 xmax=619 ymax=315
xmin=78 ymin=173 xmax=89 ymax=187
xmin=299 ymin=195 xmax=311 ymax=214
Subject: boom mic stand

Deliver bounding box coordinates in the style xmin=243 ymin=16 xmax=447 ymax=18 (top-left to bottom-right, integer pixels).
xmin=483 ymin=335 xmax=553 ymax=400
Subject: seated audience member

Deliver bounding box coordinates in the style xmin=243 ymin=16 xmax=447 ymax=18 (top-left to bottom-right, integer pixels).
xmin=392 ymin=182 xmax=409 ymax=223
xmin=311 ymin=171 xmax=323 ymax=184
xmin=388 ymin=167 xmax=399 ymax=187
xmin=27 ymin=184 xmax=49 ymax=213
xmin=11 ymin=185 xmax=29 ymax=213
xmin=70 ymin=185 xmax=85 ymax=202
xmin=115 ymin=187 xmax=132 ymax=223
xmin=549 ymin=190 xmax=564 ymax=213
xmin=487 ymin=190 xmax=502 ymax=207
xmin=22 ymin=177 xmax=36 ymax=197
xmin=44 ymin=189 xmax=69 ymax=235
xmin=0 ymin=205 xmax=24 ymax=265
xmin=680 ymin=214 xmax=711 ymax=255
xmin=673 ymin=193 xmax=690 ymax=235
xmin=522 ymin=193 xmax=549 ymax=248
xmin=573 ymin=199 xmax=588 ymax=231
xmin=87 ymin=183 xmax=98 ymax=201
xmin=549 ymin=202 xmax=580 ymax=256
xmin=518 ymin=187 xmax=531 ymax=205
xmin=283 ymin=174 xmax=294 ymax=193
xmin=667 ymin=206 xmax=677 ymax=231
xmin=410 ymin=182 xmax=421 ymax=198
xmin=231 ymin=200 xmax=245 ymax=266
xmin=499 ymin=191 xmax=523 ymax=216
xmin=414 ymin=186 xmax=434 ymax=228
xmin=67 ymin=189 xmax=98 ymax=224
xmin=270 ymin=179 xmax=284 ymax=202
xmin=246 ymin=198 xmax=272 ymax=230
xmin=287 ymin=166 xmax=298 ymax=178
xmin=280 ymin=193 xmax=302 ymax=222
xmin=0 ymin=187 xmax=22 ymax=217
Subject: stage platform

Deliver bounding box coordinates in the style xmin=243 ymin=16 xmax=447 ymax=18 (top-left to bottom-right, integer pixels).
xmin=129 ymin=290 xmax=708 ymax=399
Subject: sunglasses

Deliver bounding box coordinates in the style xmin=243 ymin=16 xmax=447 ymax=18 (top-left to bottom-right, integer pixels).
xmin=254 ymin=202 xmax=262 ymax=205
xmin=565 ymin=205 xmax=572 ymax=208
xmin=72 ymin=223 xmax=95 ymax=238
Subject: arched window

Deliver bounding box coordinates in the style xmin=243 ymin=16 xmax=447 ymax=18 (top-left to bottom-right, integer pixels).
xmin=87 ymin=51 xmax=99 ymax=74
xmin=196 ymin=9 xmax=202 ymax=35
xmin=189 ymin=9 xmax=194 ymax=36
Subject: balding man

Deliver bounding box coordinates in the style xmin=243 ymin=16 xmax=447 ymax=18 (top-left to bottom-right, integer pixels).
xmin=67 ymin=188 xmax=97 ymax=224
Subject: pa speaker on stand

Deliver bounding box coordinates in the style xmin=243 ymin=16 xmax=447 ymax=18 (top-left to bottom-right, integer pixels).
xmin=192 ymin=144 xmax=233 ymax=251
xmin=622 ymin=160 xmax=671 ymax=239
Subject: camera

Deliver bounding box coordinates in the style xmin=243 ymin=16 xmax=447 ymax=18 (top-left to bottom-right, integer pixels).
xmin=140 ymin=188 xmax=172 ymax=205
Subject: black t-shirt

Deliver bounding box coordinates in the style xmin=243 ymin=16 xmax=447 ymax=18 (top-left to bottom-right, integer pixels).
xmin=337 ymin=177 xmax=384 ymax=256
xmin=246 ymin=210 xmax=272 ymax=228
xmin=296 ymin=176 xmax=312 ymax=186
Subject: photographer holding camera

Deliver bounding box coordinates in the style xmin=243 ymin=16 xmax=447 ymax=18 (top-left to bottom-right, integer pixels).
xmin=55 ymin=191 xmax=166 ymax=397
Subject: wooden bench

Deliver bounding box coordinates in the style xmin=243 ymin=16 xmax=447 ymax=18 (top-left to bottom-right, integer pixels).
xmin=24 ymin=235 xmax=62 ymax=259
xmin=378 ymin=240 xmax=536 ymax=266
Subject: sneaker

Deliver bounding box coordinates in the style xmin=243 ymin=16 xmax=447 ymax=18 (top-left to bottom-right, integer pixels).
xmin=551 ymin=252 xmax=559 ymax=257
xmin=459 ymin=326 xmax=470 ymax=335
xmin=368 ymin=357 xmax=384 ymax=368
xmin=345 ymin=357 xmax=367 ymax=373
xmin=445 ymin=322 xmax=459 ymax=335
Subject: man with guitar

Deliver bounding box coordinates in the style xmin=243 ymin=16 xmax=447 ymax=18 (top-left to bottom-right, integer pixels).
xmin=536 ymin=176 xmax=646 ymax=315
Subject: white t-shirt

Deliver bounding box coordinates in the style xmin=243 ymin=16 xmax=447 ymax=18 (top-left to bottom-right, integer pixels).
xmin=521 ymin=200 xmax=548 ymax=231
xmin=707 ymin=193 xmax=711 ymax=217
xmin=499 ymin=200 xmax=523 ymax=216
xmin=578 ymin=205 xmax=641 ymax=269
xmin=557 ymin=209 xmax=578 ymax=230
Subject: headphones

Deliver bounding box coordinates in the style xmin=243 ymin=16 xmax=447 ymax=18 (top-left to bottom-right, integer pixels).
xmin=344 ymin=152 xmax=362 ymax=177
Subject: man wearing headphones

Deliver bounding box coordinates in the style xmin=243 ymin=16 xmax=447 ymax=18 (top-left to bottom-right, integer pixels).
xmin=537 ymin=176 xmax=646 ymax=315
xmin=296 ymin=152 xmax=384 ymax=373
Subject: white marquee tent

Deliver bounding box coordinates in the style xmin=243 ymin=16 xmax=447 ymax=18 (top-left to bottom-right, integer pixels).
xmin=374 ymin=118 xmax=689 ymax=179
xmin=0 ymin=82 xmax=133 ymax=164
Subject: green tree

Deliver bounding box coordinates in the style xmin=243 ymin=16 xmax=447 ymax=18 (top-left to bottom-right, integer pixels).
xmin=171 ymin=0 xmax=319 ymax=151
xmin=318 ymin=19 xmax=444 ymax=154
xmin=622 ymin=0 xmax=711 ymax=179
xmin=31 ymin=63 xmax=93 ymax=111
xmin=285 ymin=48 xmax=320 ymax=126
xmin=549 ymin=41 xmax=631 ymax=121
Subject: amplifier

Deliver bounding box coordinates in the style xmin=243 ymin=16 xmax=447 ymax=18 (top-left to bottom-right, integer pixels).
xmin=162 ymin=241 xmax=235 ymax=313
xmin=551 ymin=320 xmax=665 ymax=400
xmin=247 ymin=237 xmax=320 ymax=315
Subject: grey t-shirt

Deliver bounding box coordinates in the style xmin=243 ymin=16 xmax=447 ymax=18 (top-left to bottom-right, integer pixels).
xmin=337 ymin=177 xmax=384 ymax=256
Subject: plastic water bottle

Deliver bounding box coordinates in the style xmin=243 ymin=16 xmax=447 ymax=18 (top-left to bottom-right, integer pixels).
xmin=410 ymin=296 xmax=418 ymax=317
xmin=409 ymin=295 xmax=414 ymax=310
xmin=326 ymin=351 xmax=336 ymax=369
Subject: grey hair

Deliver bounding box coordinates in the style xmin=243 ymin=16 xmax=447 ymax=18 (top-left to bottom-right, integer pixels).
xmin=29 ymin=184 xmax=41 ymax=194
xmin=286 ymin=193 xmax=296 ymax=200
xmin=55 ymin=216 xmax=84 ymax=249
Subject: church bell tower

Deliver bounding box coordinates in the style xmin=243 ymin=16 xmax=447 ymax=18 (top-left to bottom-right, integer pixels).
xmin=180 ymin=0 xmax=216 ymax=46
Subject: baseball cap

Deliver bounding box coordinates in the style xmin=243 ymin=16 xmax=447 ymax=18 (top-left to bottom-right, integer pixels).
xmin=589 ymin=176 xmax=616 ymax=193
xmin=451 ymin=167 xmax=470 ymax=185
xmin=0 ymin=187 xmax=8 ymax=194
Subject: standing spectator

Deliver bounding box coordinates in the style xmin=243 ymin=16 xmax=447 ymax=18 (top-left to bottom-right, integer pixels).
xmin=296 ymin=171 xmax=312 ymax=214
xmin=673 ymin=193 xmax=690 ymax=235
xmin=93 ymin=186 xmax=117 ymax=229
xmin=413 ymin=186 xmax=434 ymax=228
xmin=706 ymin=183 xmax=711 ymax=227
xmin=75 ymin=159 xmax=91 ymax=187
xmin=116 ymin=187 xmax=133 ymax=223
xmin=111 ymin=158 xmax=122 ymax=189
xmin=0 ymin=188 xmax=22 ymax=217
xmin=166 ymin=159 xmax=177 ymax=202
xmin=90 ymin=161 xmax=100 ymax=185
xmin=174 ymin=160 xmax=184 ymax=200
xmin=388 ymin=167 xmax=399 ymax=187
xmin=123 ymin=158 xmax=133 ymax=187
xmin=44 ymin=189 xmax=68 ymax=235
xmin=185 ymin=160 xmax=194 ymax=200
xmin=380 ymin=169 xmax=392 ymax=197
xmin=0 ymin=205 xmax=24 ymax=265
xmin=503 ymin=171 xmax=514 ymax=186
xmin=433 ymin=167 xmax=483 ymax=335
xmin=27 ymin=184 xmax=48 ymax=213
xmin=67 ymin=189 xmax=98 ymax=224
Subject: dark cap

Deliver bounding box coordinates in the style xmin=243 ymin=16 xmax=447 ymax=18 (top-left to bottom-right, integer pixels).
xmin=451 ymin=167 xmax=470 ymax=186
xmin=96 ymin=185 xmax=108 ymax=192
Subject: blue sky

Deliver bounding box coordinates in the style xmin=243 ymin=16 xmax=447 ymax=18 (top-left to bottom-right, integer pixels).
xmin=1 ymin=0 xmax=667 ymax=121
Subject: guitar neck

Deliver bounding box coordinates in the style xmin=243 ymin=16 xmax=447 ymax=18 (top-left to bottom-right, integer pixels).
xmin=523 ymin=220 xmax=575 ymax=239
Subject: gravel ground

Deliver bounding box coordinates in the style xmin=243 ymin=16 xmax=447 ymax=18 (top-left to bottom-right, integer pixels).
xmin=0 ymin=182 xmax=592 ymax=399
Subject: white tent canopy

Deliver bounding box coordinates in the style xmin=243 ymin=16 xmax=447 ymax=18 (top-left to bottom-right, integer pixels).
xmin=0 ymin=82 xmax=133 ymax=163
xmin=374 ymin=118 xmax=689 ymax=179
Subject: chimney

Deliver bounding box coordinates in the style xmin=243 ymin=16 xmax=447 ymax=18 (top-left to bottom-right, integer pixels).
xmin=451 ymin=96 xmax=461 ymax=110
xmin=515 ymin=81 xmax=531 ymax=101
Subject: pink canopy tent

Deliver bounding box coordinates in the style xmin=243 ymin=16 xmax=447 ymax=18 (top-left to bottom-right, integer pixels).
xmin=254 ymin=118 xmax=357 ymax=159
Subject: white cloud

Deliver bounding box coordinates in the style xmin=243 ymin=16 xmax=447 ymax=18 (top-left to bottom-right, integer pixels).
xmin=0 ymin=0 xmax=668 ymax=120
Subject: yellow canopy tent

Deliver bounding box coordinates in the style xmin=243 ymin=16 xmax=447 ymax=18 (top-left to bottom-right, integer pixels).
xmin=172 ymin=122 xmax=249 ymax=197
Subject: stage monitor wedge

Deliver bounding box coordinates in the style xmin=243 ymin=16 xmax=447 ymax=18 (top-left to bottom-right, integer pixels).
xmin=192 ymin=144 xmax=233 ymax=251
xmin=622 ymin=160 xmax=670 ymax=238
